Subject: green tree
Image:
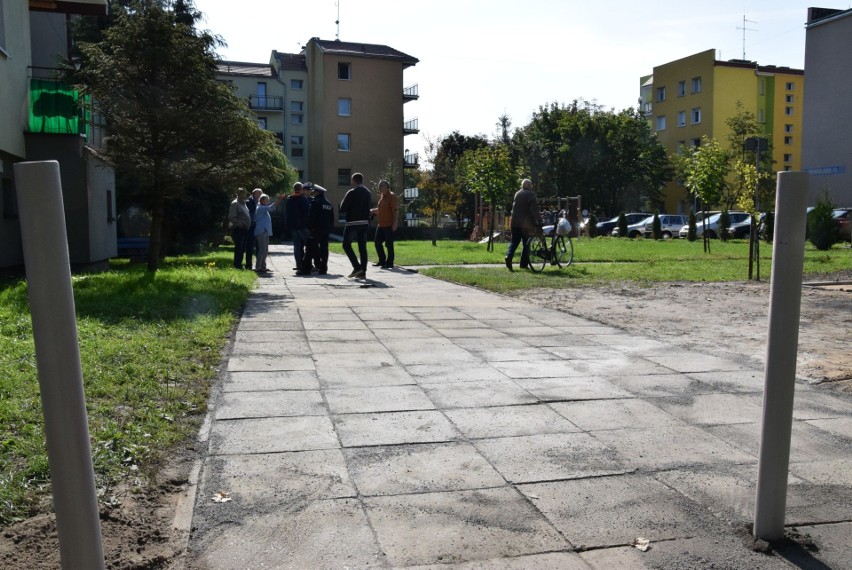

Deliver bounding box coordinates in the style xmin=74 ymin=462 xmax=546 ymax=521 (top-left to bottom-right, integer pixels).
xmin=674 ymin=137 xmax=730 ymax=252
xmin=651 ymin=212 xmax=662 ymax=240
xmin=808 ymin=194 xmax=838 ymax=250
xmin=75 ymin=0 xmax=289 ymax=271
xmin=616 ymin=212 xmax=628 ymax=238
xmin=430 ymin=132 xmax=489 ymax=231
xmin=458 ymin=145 xmax=517 ymax=251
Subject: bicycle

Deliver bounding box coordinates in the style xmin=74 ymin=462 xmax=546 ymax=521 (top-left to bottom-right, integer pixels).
xmin=528 ymin=212 xmax=574 ymax=272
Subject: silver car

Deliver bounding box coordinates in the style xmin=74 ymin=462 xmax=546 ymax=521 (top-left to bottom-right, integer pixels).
xmin=642 ymin=214 xmax=689 ymax=239
xmin=679 ymin=211 xmax=750 ymax=239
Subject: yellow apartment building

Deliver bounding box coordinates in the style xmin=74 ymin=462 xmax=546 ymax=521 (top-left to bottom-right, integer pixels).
xmin=642 ymin=49 xmax=804 ymax=214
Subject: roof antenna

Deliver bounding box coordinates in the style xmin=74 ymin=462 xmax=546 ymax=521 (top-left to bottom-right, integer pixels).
xmin=737 ymin=15 xmax=758 ymax=60
xmin=335 ymin=1 xmax=340 ymax=40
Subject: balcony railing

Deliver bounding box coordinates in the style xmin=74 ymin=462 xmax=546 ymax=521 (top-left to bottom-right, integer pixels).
xmin=403 ymin=84 xmax=419 ymax=102
xmin=403 ymin=118 xmax=419 ymax=135
xmin=249 ymin=95 xmax=284 ymax=111
xmin=27 ymin=68 xmax=85 ymax=136
xmin=403 ymin=152 xmax=419 ymax=168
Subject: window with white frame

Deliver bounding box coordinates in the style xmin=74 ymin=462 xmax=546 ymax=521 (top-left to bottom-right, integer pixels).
xmin=758 ymin=109 xmax=765 ymax=123
xmin=785 ymin=106 xmax=794 ymax=116
xmin=338 ymin=98 xmax=351 ymax=116
xmin=291 ymin=135 xmax=304 ymax=146
xmin=656 ymin=86 xmax=666 ymax=102
xmin=784 ymin=124 xmax=793 ymax=133
xmin=759 ymin=79 xmax=765 ymax=95
xmin=257 ymin=117 xmax=267 ymax=129
xmin=337 ymin=168 xmax=351 ymax=186
xmin=783 ymin=153 xmax=793 ymax=163
xmin=785 ymin=94 xmax=794 ymax=104
xmin=291 ymin=101 xmax=303 ymax=112
xmin=337 ymin=133 xmax=351 ymax=152
xmin=291 ymin=148 xmax=304 ymax=158
xmin=290 ymin=79 xmax=303 ymax=89
xmin=677 ymin=111 xmax=686 ymax=127
xmin=655 ymin=116 xmax=666 ymax=131
xmin=785 ymin=81 xmax=795 ymax=91
xmin=784 ymin=136 xmax=793 ymax=145
xmin=691 ymin=77 xmax=702 ymax=93
xmin=691 ymin=138 xmax=701 ymax=147
xmin=677 ymin=81 xmax=685 ymax=96
xmin=691 ymin=108 xmax=701 ymax=124
xmin=291 ymin=114 xmax=303 ymax=124
xmin=338 ymin=62 xmax=351 ymax=80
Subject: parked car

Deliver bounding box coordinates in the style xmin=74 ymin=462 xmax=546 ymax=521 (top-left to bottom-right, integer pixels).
xmin=833 ymin=208 xmax=851 ymax=242
xmin=612 ymin=215 xmax=654 ymax=238
xmin=679 ymin=211 xmax=749 ymax=239
xmin=642 ymin=214 xmax=689 ymax=239
xmin=723 ymin=216 xmax=753 ymax=239
xmin=596 ymin=212 xmax=652 ymax=236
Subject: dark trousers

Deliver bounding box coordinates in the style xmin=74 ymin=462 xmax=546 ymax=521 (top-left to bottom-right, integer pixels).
xmin=374 ymin=226 xmax=395 ymax=266
xmin=342 ymin=225 xmax=368 ymax=271
xmin=246 ymin=223 xmax=257 ymax=269
xmin=506 ymin=226 xmax=531 ymax=267
xmin=304 ymin=234 xmax=330 ymax=272
xmin=232 ymin=227 xmax=249 ymax=268
xmin=292 ymin=229 xmax=308 ymax=270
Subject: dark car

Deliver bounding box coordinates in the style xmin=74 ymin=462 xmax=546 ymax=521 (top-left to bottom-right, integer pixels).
xmin=596 ymin=213 xmax=652 ymax=236
xmin=834 ymin=208 xmax=851 ymax=242
xmin=724 ymin=216 xmax=753 ymax=239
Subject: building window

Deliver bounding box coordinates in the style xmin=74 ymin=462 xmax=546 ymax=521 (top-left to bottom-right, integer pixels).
xmin=656 ymin=86 xmax=666 ymax=102
xmin=290 ymin=79 xmax=303 ymax=89
xmin=291 ymin=148 xmax=304 ymax=158
xmin=785 ymin=106 xmax=794 ymax=116
xmin=655 ymin=116 xmax=666 ymax=131
xmin=691 ymin=138 xmax=701 ymax=147
xmin=337 ymin=133 xmax=351 ymax=152
xmin=291 ymin=114 xmax=303 ymax=124
xmin=758 ymin=109 xmax=765 ymax=123
xmin=783 ymin=153 xmax=793 ymax=163
xmin=691 ymin=76 xmax=702 ymax=93
xmin=784 ymin=124 xmax=793 ymax=133
xmin=297 ymin=170 xmax=304 ymax=180
xmin=677 ymin=111 xmax=686 ymax=127
xmin=759 ymin=79 xmax=765 ymax=95
xmin=691 ymin=108 xmax=701 ymax=124
xmin=338 ymin=62 xmax=351 ymax=80
xmin=785 ymin=81 xmax=795 ymax=91
xmin=784 ymin=136 xmax=793 ymax=145
xmin=677 ymin=81 xmax=685 ymax=97
xmin=338 ymin=98 xmax=351 ymax=116
xmin=337 ymin=168 xmax=351 ymax=186
xmin=257 ymin=117 xmax=267 ymax=129
xmin=785 ymin=94 xmax=795 ymax=103
xmin=291 ymin=135 xmax=304 ymax=146
xmin=291 ymin=101 xmax=303 ymax=112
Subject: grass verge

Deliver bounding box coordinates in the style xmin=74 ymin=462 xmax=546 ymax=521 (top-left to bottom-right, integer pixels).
xmin=0 ymin=251 xmax=254 ymax=524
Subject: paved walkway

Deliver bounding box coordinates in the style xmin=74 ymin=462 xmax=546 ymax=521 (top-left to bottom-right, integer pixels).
xmin=184 ymin=244 xmax=852 ymax=569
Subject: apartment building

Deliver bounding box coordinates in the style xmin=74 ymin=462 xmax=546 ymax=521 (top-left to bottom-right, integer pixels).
xmin=1 ymin=0 xmax=114 ymax=271
xmin=801 ymin=7 xmax=852 ymax=206
xmin=642 ymin=49 xmax=804 ymax=214
xmin=218 ymin=38 xmax=419 ymax=209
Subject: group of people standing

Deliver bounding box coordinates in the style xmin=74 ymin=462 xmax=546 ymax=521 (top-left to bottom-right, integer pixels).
xmin=227 ymin=172 xmax=399 ymax=279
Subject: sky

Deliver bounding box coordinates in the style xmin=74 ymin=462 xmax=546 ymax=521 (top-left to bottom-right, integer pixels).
xmin=193 ymin=0 xmax=838 ymax=159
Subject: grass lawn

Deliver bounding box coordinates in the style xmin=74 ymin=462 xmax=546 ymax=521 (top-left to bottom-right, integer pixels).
xmin=0 ymin=251 xmax=254 ymax=524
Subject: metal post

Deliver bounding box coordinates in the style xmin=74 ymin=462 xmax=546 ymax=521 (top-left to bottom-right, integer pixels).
xmin=753 ymin=171 xmax=809 ymax=541
xmin=13 ymin=161 xmax=106 ymax=569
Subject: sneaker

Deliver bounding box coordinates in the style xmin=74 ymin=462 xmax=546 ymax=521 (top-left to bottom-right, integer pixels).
xmin=352 ymin=270 xmax=366 ymax=279
xmin=347 ymin=269 xmax=360 ymax=278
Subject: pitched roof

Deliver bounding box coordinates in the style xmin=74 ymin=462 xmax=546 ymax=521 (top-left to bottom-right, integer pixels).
xmin=311 ymin=38 xmax=418 ymax=67
xmin=272 ymin=51 xmax=308 ymax=72
xmin=216 ymin=61 xmax=275 ymax=78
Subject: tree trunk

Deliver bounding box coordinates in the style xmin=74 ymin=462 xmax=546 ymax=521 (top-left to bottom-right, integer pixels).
xmin=146 ymin=200 xmax=164 ymax=273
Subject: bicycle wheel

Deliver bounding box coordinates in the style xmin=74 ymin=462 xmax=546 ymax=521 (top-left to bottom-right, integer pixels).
xmin=553 ymin=235 xmax=574 ymax=267
xmin=527 ymin=235 xmax=548 ymax=273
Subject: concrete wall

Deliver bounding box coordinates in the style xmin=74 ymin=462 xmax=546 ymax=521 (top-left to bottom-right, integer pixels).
xmin=802 ymin=12 xmax=852 ymax=206
xmin=0 ymin=2 xmax=31 ymax=159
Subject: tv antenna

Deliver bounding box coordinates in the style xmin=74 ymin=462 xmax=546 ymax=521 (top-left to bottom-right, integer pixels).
xmin=737 ymin=15 xmax=758 ymax=60
xmin=335 ymin=1 xmax=340 ymax=40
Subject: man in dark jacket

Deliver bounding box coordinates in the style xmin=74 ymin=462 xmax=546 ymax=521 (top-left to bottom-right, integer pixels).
xmin=284 ymin=182 xmax=311 ymax=274
xmin=339 ymin=172 xmax=373 ymax=279
xmin=304 ymin=182 xmax=334 ymax=275
xmin=505 ymin=178 xmax=542 ymax=271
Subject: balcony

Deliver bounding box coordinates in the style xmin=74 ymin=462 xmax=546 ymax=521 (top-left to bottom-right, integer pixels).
xmin=27 ymin=68 xmax=86 ymax=136
xmin=403 ymin=84 xmax=419 ymax=102
xmin=403 ymin=152 xmax=419 ymax=169
xmin=249 ymin=95 xmax=284 ymax=111
xmin=403 ymin=118 xmax=419 ymax=135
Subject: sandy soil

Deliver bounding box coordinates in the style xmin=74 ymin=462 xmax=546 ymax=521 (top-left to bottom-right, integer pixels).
xmin=0 ymin=272 xmax=849 ymax=568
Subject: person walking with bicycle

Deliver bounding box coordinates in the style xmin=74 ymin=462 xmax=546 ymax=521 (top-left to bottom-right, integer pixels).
xmin=505 ymin=178 xmax=542 ymax=271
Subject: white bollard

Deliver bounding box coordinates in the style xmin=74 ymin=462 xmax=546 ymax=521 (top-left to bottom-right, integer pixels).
xmin=753 ymin=171 xmax=809 ymax=541
xmin=13 ymin=161 xmax=105 ymax=569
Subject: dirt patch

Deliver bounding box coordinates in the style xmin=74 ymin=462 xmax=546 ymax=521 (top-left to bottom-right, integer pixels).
xmin=0 ymin=272 xmax=849 ymax=568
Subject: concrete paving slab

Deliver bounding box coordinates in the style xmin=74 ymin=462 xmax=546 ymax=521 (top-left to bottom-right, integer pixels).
xmin=602 ymin=535 xmax=792 ymax=569
xmin=708 ymin=421 xmax=848 ymax=463
xmin=475 ymin=433 xmax=629 ymax=483
xmin=233 ymin=329 xmax=304 ymax=342
xmin=325 ymin=385 xmax=435 ymax=414
xmin=214 ymin=390 xmax=325 ymax=419
xmin=646 ymin=352 xmax=753 ymax=373
xmin=550 ymin=398 xmax=685 ymax=431
xmin=469 ymin=347 xmax=562 ymax=362
xmin=543 ymin=345 xmax=623 ymax=360
xmin=189 ymin=498 xmax=384 ymax=569
xmin=224 ymin=370 xmax=319 ymax=392
xmin=391 ymin=347 xmax=482 ymax=366
xmin=421 ymin=378 xmax=538 ymax=409
xmin=316 ymin=363 xmax=416 ymax=387
xmin=435 ymin=327 xmax=514 ymax=339
xmin=405 ymin=362 xmax=511 ymax=383
xmin=234 ymin=319 xmax=304 ymax=331
xmin=684 ymin=369 xmax=765 ymax=393
xmin=608 ymin=372 xmax=715 ymax=398
xmin=301 ymin=319 xmax=368 ymax=330
xmin=514 ymin=377 xmax=635 ymax=401
xmin=344 ymin=442 xmax=506 ymax=496
xmin=333 ymin=410 xmax=460 ymax=447
xmin=208 ymin=416 xmax=339 ymax=455
xmin=578 ymin=546 xmax=648 ymax=569
xmin=407 ymin=551 xmax=590 ymax=569
xmin=519 ymin=474 xmax=711 ymax=550
xmin=229 ymin=341 xmax=309 ymax=356
xmin=449 ymin=337 xmax=528 ymax=351
xmin=226 ymin=355 xmax=314 ymax=372
xmin=305 ymin=327 xmax=376 ymax=342
xmin=794 ymin=389 xmax=852 ymax=421
xmin=444 ymin=404 xmax=581 ymax=439
xmin=491 ymin=360 xmax=591 ymax=379
xmin=308 ymin=339 xmax=386 ymax=353
xmin=363 ymin=487 xmax=570 ymax=567
xmin=789 ymin=458 xmax=852 ymax=485
xmin=652 ymin=393 xmax=765 ymax=425
xmin=313 ymin=350 xmax=395 ymax=368
xmin=592 ymin=426 xmax=756 ymax=470
xmin=788 ymin=522 xmax=852 ymax=570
